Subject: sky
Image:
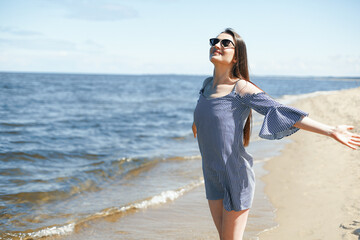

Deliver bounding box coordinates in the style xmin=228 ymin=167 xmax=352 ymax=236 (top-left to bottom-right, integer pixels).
xmin=0 ymin=0 xmax=359 ymax=76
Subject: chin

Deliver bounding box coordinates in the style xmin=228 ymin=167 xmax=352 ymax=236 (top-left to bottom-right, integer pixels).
xmin=210 ymin=56 xmax=221 ymax=63
xmin=210 ymin=57 xmax=231 ymax=66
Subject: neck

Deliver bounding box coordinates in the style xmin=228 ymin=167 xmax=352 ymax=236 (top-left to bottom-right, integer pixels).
xmin=212 ymin=65 xmax=235 ymax=87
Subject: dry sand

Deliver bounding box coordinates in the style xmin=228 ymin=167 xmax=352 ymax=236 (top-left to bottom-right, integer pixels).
xmin=61 ymin=87 xmax=360 ymax=240
xmin=259 ymin=87 xmax=360 ymax=240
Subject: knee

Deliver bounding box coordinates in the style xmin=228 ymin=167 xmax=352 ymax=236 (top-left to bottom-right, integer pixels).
xmin=220 ymin=208 xmax=249 ymax=240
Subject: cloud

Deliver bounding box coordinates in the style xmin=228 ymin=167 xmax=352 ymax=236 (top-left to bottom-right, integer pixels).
xmin=0 ymin=26 xmax=42 ymax=36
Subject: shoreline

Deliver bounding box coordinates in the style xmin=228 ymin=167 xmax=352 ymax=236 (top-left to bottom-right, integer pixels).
xmin=36 ymin=87 xmax=360 ymax=240
xmin=259 ymin=87 xmax=360 ymax=240
xmin=59 ymin=161 xmax=275 ymax=240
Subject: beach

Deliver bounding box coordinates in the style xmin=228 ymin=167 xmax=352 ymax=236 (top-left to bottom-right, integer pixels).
xmin=42 ymin=86 xmax=360 ymax=240
xmin=260 ymin=87 xmax=360 ymax=240
xmin=67 ymin=87 xmax=360 ymax=240
xmin=2 ymin=73 xmax=359 ymax=239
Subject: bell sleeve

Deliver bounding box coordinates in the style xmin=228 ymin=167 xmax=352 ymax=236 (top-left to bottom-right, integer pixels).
xmin=236 ymin=92 xmax=309 ymax=140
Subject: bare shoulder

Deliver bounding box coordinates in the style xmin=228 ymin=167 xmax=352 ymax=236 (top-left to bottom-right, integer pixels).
xmin=202 ymin=77 xmax=212 ymax=88
xmin=235 ymin=79 xmax=263 ymax=97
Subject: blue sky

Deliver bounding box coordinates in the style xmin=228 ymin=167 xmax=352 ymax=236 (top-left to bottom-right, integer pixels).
xmin=0 ymin=0 xmax=359 ymax=76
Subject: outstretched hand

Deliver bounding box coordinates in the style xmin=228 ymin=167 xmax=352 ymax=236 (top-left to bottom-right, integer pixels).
xmin=331 ymin=125 xmax=360 ymax=150
xmin=192 ymin=122 xmax=197 ymax=138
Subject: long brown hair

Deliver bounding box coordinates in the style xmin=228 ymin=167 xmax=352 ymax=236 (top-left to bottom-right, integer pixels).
xmin=222 ymin=28 xmax=252 ymax=147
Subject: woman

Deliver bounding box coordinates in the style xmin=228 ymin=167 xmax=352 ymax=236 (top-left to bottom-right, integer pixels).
xmin=192 ymin=28 xmax=360 ymax=240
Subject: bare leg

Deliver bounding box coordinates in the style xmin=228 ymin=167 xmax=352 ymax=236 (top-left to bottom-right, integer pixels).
xmin=222 ymin=208 xmax=249 ymax=240
xmin=208 ymin=199 xmax=224 ymax=239
xmin=208 ymin=199 xmax=250 ymax=240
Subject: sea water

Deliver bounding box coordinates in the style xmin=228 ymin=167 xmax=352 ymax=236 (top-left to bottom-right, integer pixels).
xmin=0 ymin=72 xmax=359 ymax=239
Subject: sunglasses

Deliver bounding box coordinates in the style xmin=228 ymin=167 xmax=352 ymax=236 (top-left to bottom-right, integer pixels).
xmin=209 ymin=38 xmax=235 ymax=48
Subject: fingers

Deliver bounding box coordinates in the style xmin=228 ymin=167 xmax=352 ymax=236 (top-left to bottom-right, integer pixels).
xmin=334 ymin=133 xmax=360 ymax=150
xmin=343 ymin=140 xmax=358 ymax=150
xmin=348 ymin=144 xmax=358 ymax=150
xmin=345 ymin=137 xmax=360 ymax=149
xmin=351 ymin=137 xmax=360 ymax=143
xmin=352 ymin=135 xmax=360 ymax=139
xmin=349 ymin=139 xmax=360 ymax=146
xmin=348 ymin=145 xmax=357 ymax=150
xmin=345 ymin=126 xmax=360 ymax=147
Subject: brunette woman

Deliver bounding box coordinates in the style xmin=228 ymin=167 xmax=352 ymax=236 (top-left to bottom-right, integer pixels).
xmin=192 ymin=28 xmax=360 ymax=240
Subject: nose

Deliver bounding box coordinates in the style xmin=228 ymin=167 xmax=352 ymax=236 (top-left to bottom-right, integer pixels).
xmin=213 ymin=42 xmax=221 ymax=49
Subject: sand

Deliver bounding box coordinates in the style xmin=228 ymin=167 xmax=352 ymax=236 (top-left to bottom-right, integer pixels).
xmin=59 ymin=87 xmax=360 ymax=240
xmin=61 ymin=162 xmax=274 ymax=240
xmin=259 ymin=87 xmax=360 ymax=240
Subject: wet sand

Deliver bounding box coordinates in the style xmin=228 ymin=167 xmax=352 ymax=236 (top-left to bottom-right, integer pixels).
xmin=61 ymin=162 xmax=275 ymax=240
xmin=60 ymin=87 xmax=360 ymax=240
xmin=259 ymin=87 xmax=360 ymax=240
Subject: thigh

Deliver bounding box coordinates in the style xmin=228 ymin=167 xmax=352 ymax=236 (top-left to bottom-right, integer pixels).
xmin=222 ymin=208 xmax=249 ymax=240
xmin=208 ymin=199 xmax=223 ymax=236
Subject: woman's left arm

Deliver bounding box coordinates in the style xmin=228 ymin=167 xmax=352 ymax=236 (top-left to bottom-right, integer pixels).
xmin=294 ymin=116 xmax=360 ymax=150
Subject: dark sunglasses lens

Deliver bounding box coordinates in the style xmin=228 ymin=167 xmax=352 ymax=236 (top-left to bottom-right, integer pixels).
xmin=221 ymin=39 xmax=231 ymax=47
xmin=209 ymin=38 xmax=219 ymax=46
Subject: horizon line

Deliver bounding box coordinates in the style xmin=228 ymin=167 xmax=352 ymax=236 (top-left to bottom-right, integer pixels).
xmin=1 ymin=70 xmax=360 ymax=79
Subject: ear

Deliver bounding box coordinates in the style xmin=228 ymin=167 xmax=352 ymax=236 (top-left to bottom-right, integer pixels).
xmin=232 ymin=58 xmax=237 ymax=63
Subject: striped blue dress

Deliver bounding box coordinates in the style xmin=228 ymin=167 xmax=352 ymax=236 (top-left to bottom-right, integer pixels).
xmin=194 ymin=83 xmax=309 ymax=211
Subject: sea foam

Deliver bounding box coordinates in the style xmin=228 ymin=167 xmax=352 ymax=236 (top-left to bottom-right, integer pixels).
xmin=4 ymin=223 xmax=75 ymax=239
xmin=5 ymin=180 xmax=204 ymax=239
xmin=99 ymin=178 xmax=204 ymax=217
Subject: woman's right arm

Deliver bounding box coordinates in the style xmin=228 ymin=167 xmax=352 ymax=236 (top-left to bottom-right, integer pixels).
xmin=192 ymin=122 xmax=197 ymax=138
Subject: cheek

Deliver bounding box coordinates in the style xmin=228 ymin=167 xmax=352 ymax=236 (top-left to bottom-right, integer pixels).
xmin=224 ymin=51 xmax=235 ymax=62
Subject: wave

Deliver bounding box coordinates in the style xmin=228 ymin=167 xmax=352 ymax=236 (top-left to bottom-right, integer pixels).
xmin=1 ymin=154 xmax=202 ymax=203
xmin=89 ymin=178 xmax=204 ymax=219
xmin=0 ymin=154 xmax=203 ymax=229
xmin=2 ymin=179 xmax=204 ymax=240
xmin=3 ymin=223 xmax=75 ymax=240
xmin=1 ymin=180 xmax=100 ymax=204
xmin=0 ymin=122 xmax=38 ymax=127
xmin=0 ymin=151 xmax=106 ymax=163
xmin=0 ymin=151 xmax=46 ymax=162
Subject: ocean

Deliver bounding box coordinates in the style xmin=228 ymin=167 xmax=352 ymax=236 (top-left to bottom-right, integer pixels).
xmin=0 ymin=72 xmax=359 ymax=239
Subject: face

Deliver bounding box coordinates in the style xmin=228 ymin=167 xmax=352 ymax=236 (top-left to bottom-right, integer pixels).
xmin=209 ymin=33 xmax=236 ymax=66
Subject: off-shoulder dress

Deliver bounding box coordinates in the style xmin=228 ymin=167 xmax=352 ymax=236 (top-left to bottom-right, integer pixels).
xmin=193 ymin=81 xmax=308 ymax=211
